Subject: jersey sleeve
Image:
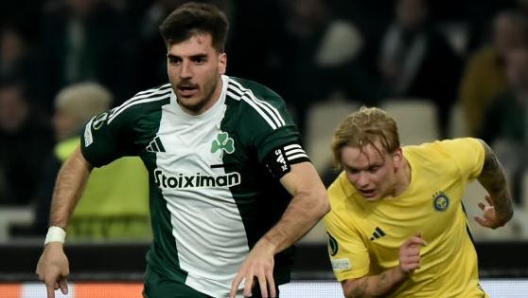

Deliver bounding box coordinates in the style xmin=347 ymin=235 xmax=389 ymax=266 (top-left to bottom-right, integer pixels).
xmin=323 ymin=184 xmax=370 ymax=281
xmin=235 ymin=81 xmax=309 ymax=178
xmin=81 ymin=106 xmax=137 ymax=167
xmin=439 ymin=138 xmax=485 ymax=181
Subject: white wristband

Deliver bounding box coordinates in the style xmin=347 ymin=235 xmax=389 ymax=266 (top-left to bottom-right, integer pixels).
xmin=44 ymin=226 xmax=66 ymax=245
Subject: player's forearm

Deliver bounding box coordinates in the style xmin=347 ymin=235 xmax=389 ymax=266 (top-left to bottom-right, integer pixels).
xmin=259 ymin=188 xmax=329 ymax=254
xmin=343 ymin=267 xmax=408 ymax=298
xmin=49 ymin=147 xmax=93 ymax=229
xmin=477 ymin=140 xmax=514 ymax=225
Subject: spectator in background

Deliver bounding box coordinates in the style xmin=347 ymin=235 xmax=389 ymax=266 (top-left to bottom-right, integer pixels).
xmin=11 ymin=82 xmax=150 ymax=239
xmin=517 ymin=0 xmax=528 ymax=18
xmin=38 ymin=0 xmax=134 ymax=112
xmin=0 ymin=79 xmax=53 ymax=205
xmin=0 ymin=25 xmax=39 ymax=97
xmin=225 ymin=0 xmax=282 ymax=89
xmin=458 ymin=10 xmax=528 ymax=136
xmin=480 ymin=46 xmax=528 ymax=205
xmin=462 ymin=0 xmax=518 ymax=54
xmin=378 ymin=0 xmax=462 ymax=138
xmin=278 ymin=0 xmax=375 ymax=138
xmin=134 ymin=0 xmax=185 ymax=90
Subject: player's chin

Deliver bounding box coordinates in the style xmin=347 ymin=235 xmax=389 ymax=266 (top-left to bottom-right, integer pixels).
xmin=176 ymin=92 xmax=197 ymax=101
xmin=178 ymin=96 xmax=202 ymax=109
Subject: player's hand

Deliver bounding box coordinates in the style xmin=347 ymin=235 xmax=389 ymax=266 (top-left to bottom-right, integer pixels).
xmin=230 ymin=240 xmax=276 ymax=298
xmin=35 ymin=242 xmax=70 ymax=298
xmin=398 ymin=232 xmax=427 ymax=275
xmin=474 ymin=195 xmax=503 ymax=229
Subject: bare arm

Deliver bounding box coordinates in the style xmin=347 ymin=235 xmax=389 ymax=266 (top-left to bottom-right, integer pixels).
xmin=36 ymin=146 xmax=93 ymax=298
xmin=476 ymin=139 xmax=514 ymax=227
xmin=230 ymin=161 xmax=329 ymax=297
xmin=258 ymin=161 xmax=330 ymax=253
xmin=49 ymin=146 xmax=93 ymax=228
xmin=342 ymin=267 xmax=408 ymax=298
xmin=341 ymin=233 xmax=426 ymax=298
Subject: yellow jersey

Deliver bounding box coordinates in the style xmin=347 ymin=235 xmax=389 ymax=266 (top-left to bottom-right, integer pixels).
xmin=55 ymin=137 xmax=151 ymax=240
xmin=324 ymin=138 xmax=488 ymax=297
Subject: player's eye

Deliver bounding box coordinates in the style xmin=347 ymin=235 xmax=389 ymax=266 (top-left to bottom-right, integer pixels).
xmin=193 ymin=57 xmax=206 ymax=64
xmin=168 ymin=56 xmax=181 ymax=65
xmin=368 ymin=166 xmax=380 ymax=173
xmin=348 ymin=168 xmax=360 ymax=174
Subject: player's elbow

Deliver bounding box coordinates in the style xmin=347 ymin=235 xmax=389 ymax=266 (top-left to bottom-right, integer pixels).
xmin=297 ymin=187 xmax=330 ymax=219
xmin=311 ymin=187 xmax=330 ymax=218
xmin=320 ymin=192 xmax=330 ymax=217
xmin=315 ymin=199 xmax=330 ymax=222
xmin=342 ymin=278 xmax=375 ymax=298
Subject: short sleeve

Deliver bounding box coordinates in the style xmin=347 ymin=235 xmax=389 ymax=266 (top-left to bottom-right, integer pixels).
xmin=324 ymin=211 xmax=370 ymax=281
xmin=439 ymin=138 xmax=485 ymax=181
xmin=232 ymin=78 xmax=307 ymax=164
xmin=81 ymin=107 xmax=135 ymax=167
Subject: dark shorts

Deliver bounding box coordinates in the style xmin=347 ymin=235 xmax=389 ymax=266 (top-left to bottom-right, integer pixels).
xmin=143 ymin=267 xmax=280 ymax=298
xmin=143 ymin=267 xmax=211 ymax=298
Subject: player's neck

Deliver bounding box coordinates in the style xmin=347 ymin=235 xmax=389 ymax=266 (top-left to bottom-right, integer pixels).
xmin=392 ymin=157 xmax=412 ymax=197
xmin=210 ymin=76 xmax=224 ymax=107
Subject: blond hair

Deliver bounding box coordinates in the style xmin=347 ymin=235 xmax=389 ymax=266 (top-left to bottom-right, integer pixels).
xmin=54 ymin=82 xmax=113 ymax=123
xmin=331 ymin=106 xmax=400 ymax=169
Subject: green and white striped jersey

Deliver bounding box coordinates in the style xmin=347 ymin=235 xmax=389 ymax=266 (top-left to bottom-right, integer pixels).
xmin=81 ymin=75 xmax=310 ymax=297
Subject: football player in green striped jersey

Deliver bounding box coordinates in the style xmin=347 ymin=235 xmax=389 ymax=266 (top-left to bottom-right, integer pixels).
xmin=36 ymin=2 xmax=329 ymax=298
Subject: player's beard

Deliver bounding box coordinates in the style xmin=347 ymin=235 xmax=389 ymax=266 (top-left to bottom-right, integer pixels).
xmin=176 ymin=75 xmax=219 ymax=114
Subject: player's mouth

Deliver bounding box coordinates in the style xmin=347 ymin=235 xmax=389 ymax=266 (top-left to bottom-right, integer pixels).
xmin=177 ymin=85 xmax=198 ymax=97
xmin=359 ymin=189 xmax=377 ymax=198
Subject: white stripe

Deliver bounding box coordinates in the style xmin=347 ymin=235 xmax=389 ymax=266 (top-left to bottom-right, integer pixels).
xmin=134 ymin=83 xmax=171 ymax=96
xmin=285 ymin=144 xmax=303 ymax=150
xmin=108 ymin=94 xmax=170 ymax=124
xmin=226 ymin=91 xmax=242 ymax=101
xmin=84 ymin=117 xmax=94 ymax=147
xmin=227 ymin=91 xmax=277 ymax=129
xmin=109 ymin=87 xmax=172 ymax=122
xmin=285 ymin=148 xmax=306 ymax=156
xmin=228 ymin=82 xmax=284 ymax=127
xmin=226 ymin=85 xmax=243 ymax=96
xmin=284 ymin=144 xmax=308 ymax=160
xmin=287 ymin=153 xmax=309 ymax=160
xmin=117 ymin=86 xmax=171 ymax=113
xmin=228 ymin=80 xmax=285 ymax=127
xmin=256 ymin=98 xmax=286 ymax=126
xmin=232 ymin=91 xmax=280 ymax=129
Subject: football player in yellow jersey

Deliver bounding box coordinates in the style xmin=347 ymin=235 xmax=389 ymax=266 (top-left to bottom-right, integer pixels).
xmin=323 ymin=107 xmax=514 ymax=297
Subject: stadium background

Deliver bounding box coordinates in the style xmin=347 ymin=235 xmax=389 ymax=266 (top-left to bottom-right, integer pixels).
xmin=1 ymin=0 xmax=528 ymax=297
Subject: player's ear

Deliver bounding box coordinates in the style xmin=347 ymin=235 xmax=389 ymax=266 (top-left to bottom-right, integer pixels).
xmin=218 ymin=52 xmax=227 ymax=75
xmin=392 ymin=147 xmax=404 ymax=168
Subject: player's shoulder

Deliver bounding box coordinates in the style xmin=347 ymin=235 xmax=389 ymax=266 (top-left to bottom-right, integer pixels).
xmin=403 ymin=138 xmax=484 ymax=168
xmin=327 ymin=172 xmax=355 ymax=209
xmin=325 ymin=172 xmax=361 ymax=227
xmin=406 ymin=137 xmax=478 ymax=153
xmin=225 ymin=76 xmax=290 ymax=130
xmin=107 ymin=83 xmax=172 ymax=124
xmin=327 ymin=172 xmax=346 ymax=197
xmin=226 ymin=76 xmax=284 ymax=105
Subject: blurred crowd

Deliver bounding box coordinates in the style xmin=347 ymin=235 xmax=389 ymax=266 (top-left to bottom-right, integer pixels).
xmin=1 ymin=0 xmax=528 ymax=240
